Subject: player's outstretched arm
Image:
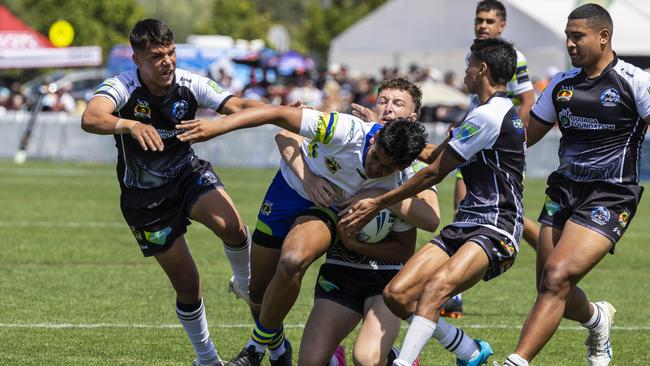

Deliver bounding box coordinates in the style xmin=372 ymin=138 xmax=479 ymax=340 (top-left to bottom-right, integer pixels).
xmin=340 ymin=143 xmax=460 ymax=231
xmin=81 ymin=97 xmax=163 ymax=152
xmin=336 ymin=225 xmax=417 ymax=263
xmin=220 ymin=96 xmax=266 ymax=114
xmin=275 ymin=130 xmax=336 ymax=207
xmin=526 ymin=115 xmax=554 ymax=147
xmin=176 ymin=105 xmax=303 ymax=143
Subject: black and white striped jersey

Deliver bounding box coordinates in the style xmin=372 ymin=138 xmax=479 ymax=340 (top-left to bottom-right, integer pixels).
xmin=94 ymin=68 xmax=233 ymax=189
xmin=531 ymin=57 xmax=650 ymax=184
xmin=448 ymin=92 xmax=526 ymax=248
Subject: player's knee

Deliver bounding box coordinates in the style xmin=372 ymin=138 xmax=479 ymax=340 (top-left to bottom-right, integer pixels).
xmin=540 ymin=262 xmax=572 ymax=295
xmin=383 ymin=282 xmax=411 ymax=316
xmin=276 ymin=253 xmax=310 ymax=282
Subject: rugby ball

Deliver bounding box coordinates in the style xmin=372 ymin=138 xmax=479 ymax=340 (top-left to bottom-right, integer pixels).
xmin=356 ymin=209 xmax=394 ymax=243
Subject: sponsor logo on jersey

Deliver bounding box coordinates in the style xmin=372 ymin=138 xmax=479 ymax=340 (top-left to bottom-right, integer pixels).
xmin=345 ymin=119 xmax=356 ymax=143
xmin=144 ymin=226 xmax=172 ymax=245
xmin=207 ymin=80 xmax=224 ymax=94
xmin=156 ymin=128 xmax=184 ymax=139
xmin=558 ymin=108 xmax=614 ymax=130
xmin=499 ymin=240 xmax=516 ymax=256
xmin=454 ymin=120 xmax=481 ymax=144
xmin=544 ymin=196 xmax=560 ymax=216
xmin=260 ymin=200 xmax=273 ymax=216
xmin=618 ymin=211 xmax=630 ymax=228
xmin=325 ymin=156 xmax=341 ymax=174
xmin=600 ymin=88 xmax=620 ymax=107
xmin=512 ymin=117 xmax=524 ymax=129
xmin=591 ymin=206 xmax=610 ymax=225
xmin=171 ymin=100 xmax=189 ymax=119
xmin=134 ymin=99 xmax=151 ymax=119
xmin=556 ymin=89 xmax=573 ymax=102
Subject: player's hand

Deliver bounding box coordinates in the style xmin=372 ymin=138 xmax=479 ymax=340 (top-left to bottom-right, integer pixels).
xmin=304 ymin=174 xmax=336 ymax=207
xmin=339 ymin=197 xmax=381 ymax=232
xmin=351 ymin=103 xmax=379 ymax=122
xmin=175 ymin=119 xmax=221 ymax=142
xmin=129 ymin=122 xmax=164 ymax=152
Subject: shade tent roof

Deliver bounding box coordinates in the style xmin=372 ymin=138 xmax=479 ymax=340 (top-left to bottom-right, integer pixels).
xmin=0 ymin=5 xmax=54 ymax=48
xmin=506 ymin=0 xmax=650 ymax=56
xmin=0 ymin=5 xmax=101 ymax=69
xmin=329 ymin=0 xmax=650 ymax=78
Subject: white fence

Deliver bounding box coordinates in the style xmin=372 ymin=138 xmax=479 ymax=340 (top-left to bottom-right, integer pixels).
xmin=0 ymin=111 xmax=600 ymax=179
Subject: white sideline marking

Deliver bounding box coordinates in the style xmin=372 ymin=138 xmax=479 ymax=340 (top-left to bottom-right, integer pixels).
xmin=0 ymin=323 xmax=649 ymax=331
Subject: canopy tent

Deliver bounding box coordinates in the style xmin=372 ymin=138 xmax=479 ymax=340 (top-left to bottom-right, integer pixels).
xmin=329 ymin=0 xmax=650 ymax=79
xmin=0 ymin=6 xmax=101 ymax=69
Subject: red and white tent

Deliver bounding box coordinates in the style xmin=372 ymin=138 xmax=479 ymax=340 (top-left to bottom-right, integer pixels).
xmin=0 ymin=6 xmax=101 ymax=69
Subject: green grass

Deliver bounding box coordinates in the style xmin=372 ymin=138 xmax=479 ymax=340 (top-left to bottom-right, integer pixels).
xmin=1 ymin=160 xmax=649 ymax=365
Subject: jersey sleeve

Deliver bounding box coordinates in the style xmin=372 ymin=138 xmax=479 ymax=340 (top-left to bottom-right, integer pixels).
xmin=93 ymin=76 xmax=129 ymax=110
xmin=401 ymin=160 xmax=436 ymax=191
xmin=530 ymin=72 xmax=563 ymax=125
xmin=193 ymin=75 xmax=234 ymax=113
xmin=299 ymin=109 xmax=354 ymax=145
xmin=447 ymin=109 xmax=499 ymax=161
xmin=508 ymin=50 xmax=534 ymax=95
xmin=632 ymin=69 xmax=650 ymax=119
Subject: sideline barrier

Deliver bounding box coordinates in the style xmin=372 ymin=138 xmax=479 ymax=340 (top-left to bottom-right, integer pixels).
xmin=2 ymin=112 xmax=646 ymax=180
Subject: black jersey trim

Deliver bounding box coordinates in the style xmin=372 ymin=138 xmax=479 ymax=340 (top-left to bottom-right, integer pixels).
xmin=95 ymin=91 xmax=118 ymax=107
xmin=216 ymin=94 xmax=234 ymax=114
xmin=446 ymin=143 xmax=467 ymax=163
xmin=530 ymin=110 xmax=555 ymax=126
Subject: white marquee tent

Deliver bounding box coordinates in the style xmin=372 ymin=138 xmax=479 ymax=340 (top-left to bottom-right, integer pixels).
xmin=329 ymin=0 xmax=650 ymax=79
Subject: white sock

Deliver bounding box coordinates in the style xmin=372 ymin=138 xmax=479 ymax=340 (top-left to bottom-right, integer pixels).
xmin=453 ymin=293 xmax=462 ymax=301
xmin=176 ymin=299 xmax=220 ymax=363
xmin=395 ymin=315 xmax=435 ymax=365
xmin=433 ymin=318 xmax=479 ymax=360
xmin=223 ymin=225 xmax=251 ymax=294
xmin=504 ymin=353 xmax=529 ymax=366
xmin=581 ymin=302 xmax=603 ymax=330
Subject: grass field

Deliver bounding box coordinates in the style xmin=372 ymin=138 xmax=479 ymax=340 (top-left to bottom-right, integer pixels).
xmin=1 ymin=160 xmax=649 ymax=365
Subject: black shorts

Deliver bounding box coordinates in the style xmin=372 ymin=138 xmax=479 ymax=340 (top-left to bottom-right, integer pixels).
xmin=432 ymin=225 xmax=517 ymax=281
xmin=120 ymin=158 xmax=224 ymax=257
xmin=538 ymin=172 xmax=643 ymax=249
xmin=314 ymin=263 xmax=398 ymax=315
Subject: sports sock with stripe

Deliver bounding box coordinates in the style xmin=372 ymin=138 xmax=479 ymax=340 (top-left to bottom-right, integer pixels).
xmin=432 ymin=318 xmax=479 ymax=360
xmin=176 ymin=299 xmax=220 ymax=364
xmin=268 ymin=327 xmax=287 ymax=360
xmin=504 ymin=353 xmax=529 ymax=366
xmin=245 ymin=320 xmax=279 ymax=353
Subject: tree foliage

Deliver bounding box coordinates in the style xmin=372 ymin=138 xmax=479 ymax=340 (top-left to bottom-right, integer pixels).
xmin=195 ymin=0 xmax=274 ymax=41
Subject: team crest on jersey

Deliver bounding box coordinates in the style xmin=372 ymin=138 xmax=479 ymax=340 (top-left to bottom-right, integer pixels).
xmin=600 ymin=88 xmax=620 ymax=107
xmin=512 ymin=117 xmax=524 ymax=129
xmin=134 ymin=99 xmax=151 ymax=119
xmin=130 ymin=226 xmax=143 ymax=241
xmin=499 ymin=240 xmax=516 ymax=256
xmin=556 ymin=89 xmax=573 ymax=102
xmin=618 ymin=211 xmax=630 ymax=228
xmin=171 ymin=100 xmax=189 ymax=119
xmin=197 ymin=171 xmax=219 ymax=186
xmin=325 ymin=156 xmax=341 ymax=174
xmin=591 ymin=206 xmax=610 ymax=225
xmin=260 ymin=200 xmax=273 ymax=216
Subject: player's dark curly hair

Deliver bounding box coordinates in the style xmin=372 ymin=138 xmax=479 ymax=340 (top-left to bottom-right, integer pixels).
xmin=378 ymin=77 xmax=423 ymax=116
xmin=476 ymin=0 xmax=507 ymax=21
xmin=470 ymin=38 xmax=516 ymax=86
xmin=569 ymin=3 xmax=613 ymax=32
xmin=376 ymin=119 xmax=427 ymax=166
xmin=130 ymin=19 xmax=174 ymax=51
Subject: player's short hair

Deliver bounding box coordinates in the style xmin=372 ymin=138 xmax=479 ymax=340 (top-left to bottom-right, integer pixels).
xmin=376 ymin=119 xmax=427 ymax=166
xmin=378 ymin=77 xmax=423 ymax=116
xmin=130 ymin=19 xmax=174 ymax=52
xmin=476 ymin=0 xmax=507 ymax=21
xmin=568 ymin=3 xmax=613 ymax=32
xmin=470 ymin=38 xmax=517 ymax=86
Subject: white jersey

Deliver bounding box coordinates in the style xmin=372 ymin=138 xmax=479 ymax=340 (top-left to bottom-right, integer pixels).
xmin=280 ymin=109 xmax=401 ymax=207
xmin=467 ymin=48 xmax=534 ymax=111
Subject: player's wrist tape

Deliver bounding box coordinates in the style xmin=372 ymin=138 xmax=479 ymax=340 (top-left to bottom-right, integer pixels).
xmin=115 ymin=119 xmax=136 ymax=134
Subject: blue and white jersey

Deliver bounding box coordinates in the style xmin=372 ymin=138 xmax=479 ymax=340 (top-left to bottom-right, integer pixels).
xmin=531 ymin=57 xmax=650 ymax=184
xmin=94 ymin=68 xmax=233 ymax=189
xmin=449 ymin=92 xmax=526 ymax=248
